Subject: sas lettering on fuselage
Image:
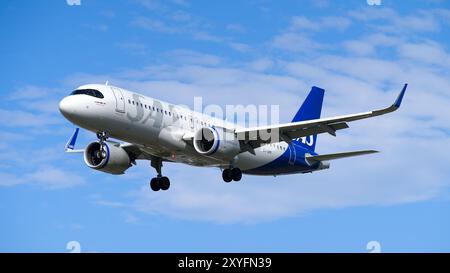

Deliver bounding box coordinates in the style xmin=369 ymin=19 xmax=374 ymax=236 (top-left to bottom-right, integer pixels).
xmin=294 ymin=136 xmax=314 ymax=146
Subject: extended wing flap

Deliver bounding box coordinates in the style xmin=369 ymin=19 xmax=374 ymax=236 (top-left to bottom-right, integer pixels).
xmin=279 ymin=121 xmax=349 ymax=139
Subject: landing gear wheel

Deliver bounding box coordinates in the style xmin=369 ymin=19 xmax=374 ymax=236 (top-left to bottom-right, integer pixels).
xmin=150 ymin=158 xmax=171 ymax=191
xmin=222 ymin=169 xmax=232 ymax=183
xmin=231 ymin=168 xmax=242 ymax=182
xmin=150 ymin=177 xmax=161 ymax=191
xmin=160 ymin=176 xmax=170 ymax=191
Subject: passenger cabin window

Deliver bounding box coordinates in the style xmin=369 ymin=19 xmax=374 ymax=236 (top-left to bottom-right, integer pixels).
xmin=71 ymin=89 xmax=104 ymax=99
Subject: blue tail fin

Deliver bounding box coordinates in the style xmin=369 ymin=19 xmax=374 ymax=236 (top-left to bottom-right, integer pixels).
xmin=291 ymin=86 xmax=325 ymax=152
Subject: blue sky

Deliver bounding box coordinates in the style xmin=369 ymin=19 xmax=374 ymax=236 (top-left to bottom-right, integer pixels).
xmin=1 ymin=0 xmax=450 ymax=252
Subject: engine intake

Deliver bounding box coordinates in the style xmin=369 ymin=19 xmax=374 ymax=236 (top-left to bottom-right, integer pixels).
xmin=84 ymin=141 xmax=131 ymax=175
xmin=193 ymin=127 xmax=219 ymax=155
xmin=193 ymin=127 xmax=240 ymax=160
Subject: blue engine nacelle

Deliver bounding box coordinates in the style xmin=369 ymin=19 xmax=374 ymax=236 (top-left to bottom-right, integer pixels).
xmin=83 ymin=141 xmax=131 ymax=175
xmin=193 ymin=127 xmax=241 ymax=161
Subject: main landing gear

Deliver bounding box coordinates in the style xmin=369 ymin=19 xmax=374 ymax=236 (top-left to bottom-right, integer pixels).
xmin=149 ymin=157 xmax=170 ymax=191
xmin=222 ymin=168 xmax=242 ymax=183
xmin=150 ymin=176 xmax=170 ymax=191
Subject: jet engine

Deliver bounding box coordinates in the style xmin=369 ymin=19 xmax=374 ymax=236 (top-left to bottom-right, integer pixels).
xmin=83 ymin=141 xmax=131 ymax=175
xmin=193 ymin=127 xmax=240 ymax=161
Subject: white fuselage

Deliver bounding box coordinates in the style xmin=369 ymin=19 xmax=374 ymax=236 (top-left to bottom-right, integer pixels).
xmin=59 ymin=84 xmax=293 ymax=174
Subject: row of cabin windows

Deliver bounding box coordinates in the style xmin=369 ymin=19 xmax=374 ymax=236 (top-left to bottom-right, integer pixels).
xmin=127 ymin=99 xmax=212 ymax=127
xmin=127 ymin=98 xmax=287 ymax=151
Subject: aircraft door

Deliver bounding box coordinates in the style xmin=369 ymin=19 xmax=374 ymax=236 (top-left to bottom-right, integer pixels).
xmin=110 ymin=86 xmax=125 ymax=113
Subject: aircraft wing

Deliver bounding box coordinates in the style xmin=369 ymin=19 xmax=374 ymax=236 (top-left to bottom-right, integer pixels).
xmin=64 ymin=128 xmax=167 ymax=162
xmin=121 ymin=143 xmax=172 ymax=162
xmin=235 ymin=84 xmax=407 ymax=147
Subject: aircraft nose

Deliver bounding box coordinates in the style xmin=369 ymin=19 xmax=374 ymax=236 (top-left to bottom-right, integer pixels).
xmin=59 ymin=96 xmax=76 ymax=119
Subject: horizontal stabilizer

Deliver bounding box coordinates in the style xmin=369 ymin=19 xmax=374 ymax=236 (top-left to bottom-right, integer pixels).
xmin=306 ymin=150 xmax=378 ymax=162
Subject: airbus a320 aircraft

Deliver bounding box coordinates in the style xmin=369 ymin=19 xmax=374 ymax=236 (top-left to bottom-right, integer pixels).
xmin=59 ymin=83 xmax=407 ymax=191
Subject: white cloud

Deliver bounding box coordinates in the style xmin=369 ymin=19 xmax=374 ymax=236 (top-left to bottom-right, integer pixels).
xmin=8 ymin=85 xmax=59 ymax=101
xmin=290 ymin=16 xmax=351 ymax=32
xmin=310 ymin=0 xmax=330 ymax=8
xmin=117 ymin=42 xmax=149 ymax=56
xmin=0 ymin=172 xmax=24 ymax=187
xmin=171 ymin=10 xmax=192 ymax=22
xmin=343 ymin=40 xmax=375 ymax=56
xmin=94 ymin=200 xmax=127 ymax=208
xmin=0 ymin=109 xmax=61 ymax=128
xmin=272 ymin=32 xmax=322 ymax=53
xmin=320 ymin=16 xmax=352 ymax=31
xmin=342 ymin=33 xmax=403 ymax=57
xmin=228 ymin=42 xmax=251 ymax=53
xmin=247 ymin=58 xmax=274 ymax=72
xmin=349 ymin=7 xmax=443 ymax=34
xmin=165 ymin=49 xmax=222 ymax=66
xmin=289 ymin=16 xmax=318 ymax=31
xmin=0 ymin=167 xmax=86 ymax=190
xmin=191 ymin=31 xmax=223 ymax=42
xmin=131 ymin=17 xmax=178 ymax=34
xmin=135 ymin=0 xmax=167 ymax=11
xmin=27 ymin=167 xmax=86 ymax=190
xmin=0 ymin=132 xmax=30 ymax=143
xmin=397 ymin=40 xmax=450 ymax=68
xmin=270 ymin=15 xmax=351 ymax=53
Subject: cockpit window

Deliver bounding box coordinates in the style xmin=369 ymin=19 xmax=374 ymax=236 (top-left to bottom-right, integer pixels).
xmin=71 ymin=89 xmax=104 ymax=99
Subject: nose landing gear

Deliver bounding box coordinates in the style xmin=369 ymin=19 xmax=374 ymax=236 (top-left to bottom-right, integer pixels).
xmin=96 ymin=131 xmax=109 ymax=159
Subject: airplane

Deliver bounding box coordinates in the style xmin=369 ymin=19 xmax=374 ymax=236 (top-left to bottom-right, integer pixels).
xmin=59 ymin=83 xmax=407 ymax=191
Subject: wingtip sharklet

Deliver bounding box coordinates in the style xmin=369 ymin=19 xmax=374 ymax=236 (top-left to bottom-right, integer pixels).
xmin=65 ymin=128 xmax=80 ymax=151
xmin=393 ymin=83 xmax=408 ymax=109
